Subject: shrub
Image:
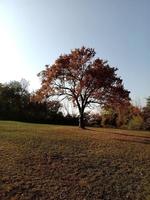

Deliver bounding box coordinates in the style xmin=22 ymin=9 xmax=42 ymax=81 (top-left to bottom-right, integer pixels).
xmin=127 ymin=115 xmax=143 ymax=130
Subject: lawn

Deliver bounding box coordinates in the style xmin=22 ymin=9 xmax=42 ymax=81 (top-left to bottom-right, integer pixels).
xmin=0 ymin=121 xmax=150 ymax=200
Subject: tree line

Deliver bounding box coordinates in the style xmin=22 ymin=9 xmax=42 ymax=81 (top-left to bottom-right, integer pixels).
xmin=100 ymin=99 xmax=150 ymax=130
xmin=0 ymin=79 xmax=149 ymax=130
xmin=0 ymin=80 xmax=78 ymax=125
xmin=0 ymin=47 xmax=149 ymax=130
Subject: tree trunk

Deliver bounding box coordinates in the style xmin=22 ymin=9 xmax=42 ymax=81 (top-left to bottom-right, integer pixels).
xmin=79 ymin=112 xmax=85 ymax=129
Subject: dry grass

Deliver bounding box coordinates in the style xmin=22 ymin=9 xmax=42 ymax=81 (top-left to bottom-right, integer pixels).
xmin=0 ymin=121 xmax=150 ymax=200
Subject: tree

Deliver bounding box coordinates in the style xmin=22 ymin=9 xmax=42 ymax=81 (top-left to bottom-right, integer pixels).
xmin=85 ymin=112 xmax=102 ymax=127
xmin=0 ymin=80 xmax=30 ymax=120
xmin=26 ymin=99 xmax=62 ymax=123
xmin=101 ymin=103 xmax=143 ymax=129
xmin=36 ymin=47 xmax=130 ymax=128
xmin=146 ymin=97 xmax=150 ymax=108
xmin=0 ymin=79 xmax=64 ymax=123
xmin=142 ymin=97 xmax=150 ymax=130
xmin=101 ymin=108 xmax=118 ymax=128
xmin=127 ymin=115 xmax=143 ymax=130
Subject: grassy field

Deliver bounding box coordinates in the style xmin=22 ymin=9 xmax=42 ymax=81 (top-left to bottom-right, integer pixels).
xmin=0 ymin=121 xmax=150 ymax=200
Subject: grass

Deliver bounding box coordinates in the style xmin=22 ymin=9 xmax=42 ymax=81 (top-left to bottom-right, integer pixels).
xmin=0 ymin=121 xmax=150 ymax=200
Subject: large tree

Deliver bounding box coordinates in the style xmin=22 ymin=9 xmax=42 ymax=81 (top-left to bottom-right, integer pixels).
xmin=36 ymin=47 xmax=130 ymax=128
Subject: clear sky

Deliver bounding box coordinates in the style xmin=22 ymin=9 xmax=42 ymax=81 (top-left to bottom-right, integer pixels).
xmin=0 ymin=0 xmax=149 ymax=106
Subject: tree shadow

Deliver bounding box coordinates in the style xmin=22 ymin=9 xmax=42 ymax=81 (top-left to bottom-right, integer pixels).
xmin=85 ymin=127 xmax=150 ymax=145
xmin=115 ymin=138 xmax=150 ymax=145
xmin=111 ymin=132 xmax=150 ymax=140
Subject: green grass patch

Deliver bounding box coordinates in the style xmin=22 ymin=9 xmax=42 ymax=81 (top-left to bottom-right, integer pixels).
xmin=0 ymin=121 xmax=150 ymax=199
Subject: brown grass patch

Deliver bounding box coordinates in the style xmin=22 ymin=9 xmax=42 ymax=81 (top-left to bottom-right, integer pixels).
xmin=0 ymin=121 xmax=150 ymax=199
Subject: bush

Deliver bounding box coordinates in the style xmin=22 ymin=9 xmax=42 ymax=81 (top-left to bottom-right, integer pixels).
xmin=127 ymin=115 xmax=143 ymax=130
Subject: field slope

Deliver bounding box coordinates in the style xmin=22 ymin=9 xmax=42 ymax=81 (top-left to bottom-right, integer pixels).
xmin=0 ymin=121 xmax=150 ymax=200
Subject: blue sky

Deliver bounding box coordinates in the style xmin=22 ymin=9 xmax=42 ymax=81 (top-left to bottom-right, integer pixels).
xmin=0 ymin=0 xmax=149 ymax=106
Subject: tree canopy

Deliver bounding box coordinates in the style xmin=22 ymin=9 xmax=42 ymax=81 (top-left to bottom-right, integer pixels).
xmin=36 ymin=47 xmax=130 ymax=128
xmin=0 ymin=80 xmax=63 ymax=123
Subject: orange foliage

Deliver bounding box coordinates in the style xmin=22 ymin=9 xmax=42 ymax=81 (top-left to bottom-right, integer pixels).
xmin=36 ymin=47 xmax=130 ymax=128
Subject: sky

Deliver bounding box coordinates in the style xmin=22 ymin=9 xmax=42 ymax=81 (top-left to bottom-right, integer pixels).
xmin=0 ymin=0 xmax=150 ymax=106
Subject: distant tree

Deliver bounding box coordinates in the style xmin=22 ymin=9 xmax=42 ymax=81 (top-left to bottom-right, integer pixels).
xmin=0 ymin=79 xmax=64 ymax=123
xmin=85 ymin=112 xmax=102 ymax=127
xmin=118 ymin=104 xmax=143 ymax=129
xmin=101 ymin=108 xmax=118 ymax=128
xmin=46 ymin=100 xmax=62 ymax=115
xmin=29 ymin=93 xmax=63 ymax=123
xmin=101 ymin=103 xmax=143 ymax=129
xmin=146 ymin=97 xmax=150 ymax=108
xmin=142 ymin=97 xmax=150 ymax=130
xmin=0 ymin=80 xmax=30 ymax=120
xmin=36 ymin=47 xmax=130 ymax=128
xmin=127 ymin=115 xmax=143 ymax=130
xmin=45 ymin=100 xmax=63 ymax=122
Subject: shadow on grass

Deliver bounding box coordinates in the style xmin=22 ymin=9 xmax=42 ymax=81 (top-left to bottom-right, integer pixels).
xmin=85 ymin=127 xmax=150 ymax=145
xmin=114 ymin=138 xmax=150 ymax=145
xmin=87 ymin=127 xmax=150 ymax=139
xmin=112 ymin=132 xmax=150 ymax=139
